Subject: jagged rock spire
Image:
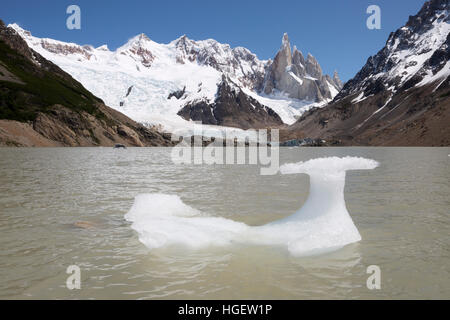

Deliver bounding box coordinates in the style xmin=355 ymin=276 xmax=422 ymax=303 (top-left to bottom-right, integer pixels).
xmin=278 ymin=32 xmax=292 ymax=67
xmin=282 ymin=33 xmax=290 ymax=47
xmin=305 ymin=53 xmax=323 ymax=79
xmin=333 ymin=71 xmax=343 ymax=89
xmin=292 ymin=46 xmax=305 ymax=66
xmin=263 ymin=33 xmax=341 ymax=101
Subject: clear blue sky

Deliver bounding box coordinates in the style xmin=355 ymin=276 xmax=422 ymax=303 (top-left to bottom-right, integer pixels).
xmin=3 ymin=0 xmax=426 ymax=81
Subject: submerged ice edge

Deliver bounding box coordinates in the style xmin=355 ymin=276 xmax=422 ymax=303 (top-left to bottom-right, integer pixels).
xmin=125 ymin=157 xmax=379 ymax=257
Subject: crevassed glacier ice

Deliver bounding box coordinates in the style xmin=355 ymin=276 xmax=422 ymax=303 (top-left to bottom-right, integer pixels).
xmin=125 ymin=157 xmax=379 ymax=256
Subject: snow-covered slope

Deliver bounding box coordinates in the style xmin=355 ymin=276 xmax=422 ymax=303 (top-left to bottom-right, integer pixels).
xmin=9 ymin=24 xmax=341 ymax=131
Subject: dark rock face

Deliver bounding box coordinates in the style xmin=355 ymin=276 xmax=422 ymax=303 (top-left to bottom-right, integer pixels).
xmin=167 ymin=86 xmax=186 ymax=100
xmin=178 ymin=77 xmax=283 ymax=130
xmin=417 ymin=31 xmax=450 ymax=78
xmin=125 ymin=86 xmax=134 ymax=97
xmin=177 ymin=100 xmax=217 ymax=125
xmin=0 ymin=20 xmax=36 ymax=62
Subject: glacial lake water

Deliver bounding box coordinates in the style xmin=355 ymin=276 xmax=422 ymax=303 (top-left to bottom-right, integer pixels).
xmin=0 ymin=147 xmax=449 ymax=299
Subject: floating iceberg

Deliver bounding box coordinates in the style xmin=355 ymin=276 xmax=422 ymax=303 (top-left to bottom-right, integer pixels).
xmin=125 ymin=157 xmax=379 ymax=256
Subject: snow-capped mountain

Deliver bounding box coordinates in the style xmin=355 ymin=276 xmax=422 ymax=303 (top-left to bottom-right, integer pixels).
xmin=9 ymin=24 xmax=341 ymax=131
xmin=336 ymin=0 xmax=450 ymax=102
xmin=173 ymin=35 xmax=266 ymax=90
xmin=284 ymin=0 xmax=450 ymax=146
xmin=0 ymin=19 xmax=173 ymax=147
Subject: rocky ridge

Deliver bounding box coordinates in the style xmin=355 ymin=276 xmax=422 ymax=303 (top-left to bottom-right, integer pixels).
xmin=282 ymin=0 xmax=450 ymax=146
